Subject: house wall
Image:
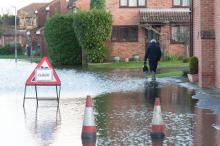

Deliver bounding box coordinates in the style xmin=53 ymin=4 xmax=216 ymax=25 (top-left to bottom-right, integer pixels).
xmin=193 ymin=0 xmax=215 ymax=87
xmin=215 ymin=0 xmax=220 ymax=87
xmin=106 ymin=0 xmax=188 ymax=61
xmin=75 ymin=0 xmax=91 ymax=11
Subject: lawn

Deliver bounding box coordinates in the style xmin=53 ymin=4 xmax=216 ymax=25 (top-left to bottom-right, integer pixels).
xmin=88 ymin=60 xmax=188 ymax=69
xmin=88 ymin=60 xmax=188 ymax=78
xmin=0 ymin=55 xmax=41 ymax=62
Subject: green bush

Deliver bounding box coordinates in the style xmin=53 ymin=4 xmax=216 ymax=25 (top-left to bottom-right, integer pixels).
xmin=44 ymin=14 xmax=82 ymax=66
xmin=0 ymin=44 xmax=23 ymax=55
xmin=0 ymin=44 xmax=11 ymax=55
xmin=73 ymin=9 xmax=112 ymax=63
xmin=189 ymin=56 xmax=198 ymax=74
xmin=87 ymin=44 xmax=107 ymax=63
xmin=90 ymin=0 xmax=105 ymax=9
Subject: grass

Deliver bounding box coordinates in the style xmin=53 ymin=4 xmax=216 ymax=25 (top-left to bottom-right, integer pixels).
xmin=88 ymin=60 xmax=188 ymax=78
xmin=88 ymin=60 xmax=188 ymax=69
xmin=0 ymin=55 xmax=26 ymax=59
xmin=0 ymin=55 xmax=41 ymax=63
xmin=154 ymin=71 xmax=183 ymax=78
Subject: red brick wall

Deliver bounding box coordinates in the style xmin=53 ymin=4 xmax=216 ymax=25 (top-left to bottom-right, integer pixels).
xmin=76 ymin=0 xmax=188 ymax=61
xmin=147 ymin=0 xmax=172 ymax=8
xmin=193 ymin=0 xmax=215 ymax=87
xmin=76 ymin=0 xmax=90 ymax=11
xmin=215 ymin=0 xmax=220 ymax=87
xmin=160 ymin=25 xmax=187 ymax=57
xmin=106 ymin=0 xmax=186 ymax=61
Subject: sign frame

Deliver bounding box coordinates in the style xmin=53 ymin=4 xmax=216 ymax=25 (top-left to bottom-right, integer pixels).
xmin=23 ymin=57 xmax=61 ymax=107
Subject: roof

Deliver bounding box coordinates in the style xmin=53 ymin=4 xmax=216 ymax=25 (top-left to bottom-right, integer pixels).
xmin=140 ymin=8 xmax=191 ymax=24
xmin=18 ymin=3 xmax=49 ymax=16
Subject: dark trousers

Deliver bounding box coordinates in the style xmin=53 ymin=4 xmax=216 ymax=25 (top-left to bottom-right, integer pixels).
xmin=149 ymin=60 xmax=158 ymax=72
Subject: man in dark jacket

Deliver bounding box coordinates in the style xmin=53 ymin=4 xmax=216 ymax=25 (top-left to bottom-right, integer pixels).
xmin=144 ymin=39 xmax=162 ymax=81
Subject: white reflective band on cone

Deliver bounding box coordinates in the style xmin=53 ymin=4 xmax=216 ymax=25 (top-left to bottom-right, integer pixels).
xmin=83 ymin=107 xmax=96 ymax=126
xmin=152 ymin=106 xmax=163 ymax=125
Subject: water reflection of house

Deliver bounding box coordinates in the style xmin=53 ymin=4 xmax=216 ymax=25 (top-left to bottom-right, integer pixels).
xmin=74 ymin=0 xmax=191 ymax=61
xmin=17 ymin=0 xmax=69 ymax=56
xmin=194 ymin=108 xmax=220 ymax=146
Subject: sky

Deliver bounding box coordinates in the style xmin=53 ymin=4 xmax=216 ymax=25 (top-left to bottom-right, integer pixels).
xmin=0 ymin=0 xmax=53 ymax=15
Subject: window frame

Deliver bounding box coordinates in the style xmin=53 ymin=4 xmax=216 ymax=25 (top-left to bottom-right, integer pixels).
xmin=170 ymin=24 xmax=190 ymax=44
xmin=25 ymin=17 xmax=33 ymax=26
xmin=111 ymin=25 xmax=139 ymax=42
xmin=172 ymin=0 xmax=190 ymax=8
xmin=119 ymin=0 xmax=146 ymax=8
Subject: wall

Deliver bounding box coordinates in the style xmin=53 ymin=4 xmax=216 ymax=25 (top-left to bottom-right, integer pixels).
xmin=215 ymin=0 xmax=220 ymax=87
xmin=106 ymin=0 xmax=187 ymax=60
xmin=193 ymin=0 xmax=215 ymax=87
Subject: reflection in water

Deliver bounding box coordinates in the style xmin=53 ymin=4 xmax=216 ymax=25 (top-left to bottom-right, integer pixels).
xmin=23 ymin=103 xmax=61 ymax=146
xmin=94 ymin=83 xmax=197 ymax=145
xmin=144 ymin=81 xmax=159 ymax=105
xmin=194 ymin=108 xmax=220 ymax=146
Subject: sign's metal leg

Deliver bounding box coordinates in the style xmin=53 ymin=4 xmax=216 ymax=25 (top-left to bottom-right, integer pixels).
xmin=58 ymin=85 xmax=61 ymax=104
xmin=23 ymin=85 xmax=27 ymax=107
xmin=35 ymin=105 xmax=38 ymax=131
xmin=35 ymin=85 xmax=38 ymax=106
xmin=56 ymin=85 xmax=60 ymax=106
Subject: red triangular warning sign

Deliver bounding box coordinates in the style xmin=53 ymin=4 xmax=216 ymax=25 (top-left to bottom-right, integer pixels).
xmin=26 ymin=57 xmax=61 ymax=85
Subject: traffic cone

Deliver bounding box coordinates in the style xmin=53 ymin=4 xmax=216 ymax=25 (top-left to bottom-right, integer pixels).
xmin=81 ymin=95 xmax=96 ymax=142
xmin=150 ymin=98 xmax=165 ymax=140
xmin=151 ymin=139 xmax=163 ymax=146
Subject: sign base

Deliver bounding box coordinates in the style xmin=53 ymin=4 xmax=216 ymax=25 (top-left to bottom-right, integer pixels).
xmin=23 ymin=84 xmax=61 ymax=107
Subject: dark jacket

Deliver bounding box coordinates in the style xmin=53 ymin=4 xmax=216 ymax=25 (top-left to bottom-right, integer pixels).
xmin=144 ymin=42 xmax=162 ymax=62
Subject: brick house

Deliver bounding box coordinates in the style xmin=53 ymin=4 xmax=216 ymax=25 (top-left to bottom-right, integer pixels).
xmin=193 ymin=0 xmax=220 ymax=88
xmin=17 ymin=0 xmax=68 ymax=56
xmin=74 ymin=0 xmax=191 ymax=61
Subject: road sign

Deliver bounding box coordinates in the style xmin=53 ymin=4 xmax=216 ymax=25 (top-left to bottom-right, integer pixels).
xmin=35 ymin=68 xmax=53 ymax=81
xmin=26 ymin=56 xmax=61 ymax=85
xmin=23 ymin=56 xmax=61 ymax=107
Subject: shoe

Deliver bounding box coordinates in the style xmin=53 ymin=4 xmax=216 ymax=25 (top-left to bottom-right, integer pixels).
xmin=151 ymin=71 xmax=156 ymax=81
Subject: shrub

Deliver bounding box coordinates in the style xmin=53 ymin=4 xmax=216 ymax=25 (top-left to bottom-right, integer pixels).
xmin=182 ymin=70 xmax=189 ymax=77
xmin=189 ymin=56 xmax=198 ymax=74
xmin=0 ymin=44 xmax=23 ymax=55
xmin=90 ymin=0 xmax=105 ymax=9
xmin=87 ymin=44 xmax=107 ymax=63
xmin=0 ymin=44 xmax=11 ymax=55
xmin=44 ymin=14 xmax=82 ymax=66
xmin=73 ymin=9 xmax=112 ymax=63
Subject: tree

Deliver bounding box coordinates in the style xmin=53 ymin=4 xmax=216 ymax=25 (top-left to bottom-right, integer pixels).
xmin=72 ymin=9 xmax=112 ymax=63
xmin=44 ymin=14 xmax=82 ymax=65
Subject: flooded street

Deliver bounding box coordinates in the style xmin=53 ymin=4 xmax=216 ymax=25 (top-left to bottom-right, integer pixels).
xmin=0 ymin=59 xmax=220 ymax=146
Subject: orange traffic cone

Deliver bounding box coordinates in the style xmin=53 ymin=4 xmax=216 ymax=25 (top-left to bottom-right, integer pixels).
xmin=81 ymin=95 xmax=96 ymax=142
xmin=150 ymin=98 xmax=165 ymax=140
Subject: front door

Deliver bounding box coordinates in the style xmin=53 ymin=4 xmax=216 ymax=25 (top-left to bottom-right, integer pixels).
xmin=145 ymin=26 xmax=160 ymax=46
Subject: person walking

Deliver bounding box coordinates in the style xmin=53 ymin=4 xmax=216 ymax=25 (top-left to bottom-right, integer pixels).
xmin=143 ymin=39 xmax=162 ymax=81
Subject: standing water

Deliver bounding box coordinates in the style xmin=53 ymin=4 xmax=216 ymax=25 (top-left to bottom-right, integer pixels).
xmin=0 ymin=59 xmax=220 ymax=146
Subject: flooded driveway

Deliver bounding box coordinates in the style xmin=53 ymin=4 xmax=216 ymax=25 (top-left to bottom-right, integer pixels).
xmin=0 ymin=59 xmax=220 ymax=146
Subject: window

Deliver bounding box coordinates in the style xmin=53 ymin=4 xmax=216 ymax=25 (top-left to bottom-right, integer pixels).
xmin=173 ymin=0 xmax=190 ymax=7
xmin=171 ymin=26 xmax=189 ymax=43
xmin=112 ymin=26 xmax=138 ymax=42
xmin=120 ymin=0 xmax=146 ymax=7
xmin=25 ymin=17 xmax=32 ymax=26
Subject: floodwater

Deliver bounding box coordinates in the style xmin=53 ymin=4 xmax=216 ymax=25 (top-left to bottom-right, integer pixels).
xmin=0 ymin=59 xmax=220 ymax=146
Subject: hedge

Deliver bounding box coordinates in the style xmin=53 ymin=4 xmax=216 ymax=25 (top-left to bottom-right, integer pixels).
xmin=90 ymin=0 xmax=106 ymax=9
xmin=44 ymin=14 xmax=81 ymax=65
xmin=72 ymin=9 xmax=112 ymax=63
xmin=0 ymin=44 xmax=23 ymax=55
